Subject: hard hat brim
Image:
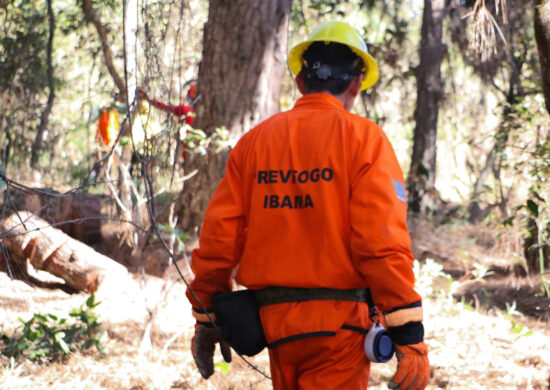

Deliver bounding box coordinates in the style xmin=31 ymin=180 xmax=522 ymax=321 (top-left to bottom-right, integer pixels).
xmin=288 ymin=39 xmax=379 ymax=91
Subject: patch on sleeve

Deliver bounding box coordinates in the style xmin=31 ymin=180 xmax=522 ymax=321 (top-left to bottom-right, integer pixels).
xmin=393 ymin=180 xmax=406 ymax=202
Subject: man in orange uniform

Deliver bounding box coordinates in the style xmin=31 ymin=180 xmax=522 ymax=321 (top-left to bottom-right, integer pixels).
xmin=186 ymin=21 xmax=429 ymax=390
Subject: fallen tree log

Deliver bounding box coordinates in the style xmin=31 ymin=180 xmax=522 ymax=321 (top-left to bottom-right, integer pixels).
xmin=0 ymin=211 xmax=127 ymax=292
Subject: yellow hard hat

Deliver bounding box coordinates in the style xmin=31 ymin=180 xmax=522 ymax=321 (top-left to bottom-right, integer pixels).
xmin=288 ymin=21 xmax=379 ymax=91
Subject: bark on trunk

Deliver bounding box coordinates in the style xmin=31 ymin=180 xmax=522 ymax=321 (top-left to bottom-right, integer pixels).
xmin=81 ymin=0 xmax=126 ymax=95
xmin=534 ymin=0 xmax=550 ymax=115
xmin=176 ymin=0 xmax=291 ymax=236
xmin=406 ymin=0 xmax=445 ymax=213
xmin=30 ymin=0 xmax=55 ymax=169
xmin=0 ymin=212 xmax=127 ymax=292
xmin=194 ymin=0 xmax=290 ymax=136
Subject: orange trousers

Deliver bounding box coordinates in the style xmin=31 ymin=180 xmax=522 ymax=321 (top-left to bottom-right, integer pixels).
xmin=268 ymin=328 xmax=370 ymax=390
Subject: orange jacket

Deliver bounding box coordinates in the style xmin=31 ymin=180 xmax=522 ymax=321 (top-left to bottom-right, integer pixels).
xmin=187 ymin=93 xmax=422 ymax=345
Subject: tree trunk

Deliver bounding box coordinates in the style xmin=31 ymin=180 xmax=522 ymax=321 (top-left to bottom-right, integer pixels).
xmin=81 ymin=0 xmax=126 ymax=95
xmin=30 ymin=0 xmax=55 ymax=169
xmin=119 ymin=0 xmax=139 ymax=215
xmin=194 ymin=0 xmax=290 ymax=135
xmin=0 ymin=212 xmax=127 ymax=292
xmin=468 ymin=41 xmax=523 ymax=222
xmin=406 ymin=0 xmax=445 ymax=213
xmin=530 ymin=1 xmax=550 ymax=272
xmin=176 ymin=0 xmax=291 ymax=237
xmin=534 ymin=0 xmax=550 ymax=115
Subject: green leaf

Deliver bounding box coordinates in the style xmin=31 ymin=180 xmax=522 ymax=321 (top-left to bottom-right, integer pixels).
xmin=84 ymin=339 xmax=94 ymax=349
xmin=86 ymin=295 xmax=95 ymax=308
xmin=96 ymin=341 xmax=106 ymax=354
xmin=531 ymin=191 xmax=546 ymax=203
xmin=178 ymin=231 xmax=189 ymax=242
xmin=526 ymin=199 xmax=539 ymax=217
xmin=16 ymin=340 xmax=28 ymax=351
xmin=92 ymin=332 xmax=103 ymax=342
xmin=513 ymin=324 xmax=524 ymax=334
xmin=501 ymin=216 xmax=515 ymax=226
xmin=33 ymin=348 xmax=50 ymax=358
xmin=214 ymin=361 xmax=230 ymax=374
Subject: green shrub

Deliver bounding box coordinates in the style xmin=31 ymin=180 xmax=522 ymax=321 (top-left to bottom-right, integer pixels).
xmin=0 ymin=295 xmax=106 ymax=364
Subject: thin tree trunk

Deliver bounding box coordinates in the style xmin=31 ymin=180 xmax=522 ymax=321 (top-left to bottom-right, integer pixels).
xmin=406 ymin=0 xmax=445 ymax=213
xmin=472 ymin=145 xmax=497 ymax=200
xmin=1 ymin=120 xmax=10 ymax=168
xmin=119 ymin=0 xmax=138 ymax=214
xmin=81 ymin=0 xmax=126 ymax=95
xmin=123 ymin=0 xmax=137 ymax=110
xmin=468 ymin=43 xmax=522 ymax=222
xmin=30 ymin=0 xmax=55 ymax=169
xmin=534 ymin=0 xmax=550 ymax=115
xmin=176 ymin=0 xmax=291 ymax=236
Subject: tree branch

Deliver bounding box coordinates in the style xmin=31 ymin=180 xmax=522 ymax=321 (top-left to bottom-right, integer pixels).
xmin=81 ymin=0 xmax=126 ymax=94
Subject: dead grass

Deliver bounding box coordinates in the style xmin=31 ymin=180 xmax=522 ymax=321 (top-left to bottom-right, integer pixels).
xmin=1 ymin=217 xmax=549 ymax=389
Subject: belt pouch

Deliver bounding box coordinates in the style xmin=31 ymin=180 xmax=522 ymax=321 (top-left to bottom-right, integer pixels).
xmin=211 ymin=289 xmax=267 ymax=356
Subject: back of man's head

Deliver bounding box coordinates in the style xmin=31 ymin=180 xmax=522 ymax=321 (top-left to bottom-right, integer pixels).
xmin=300 ymin=42 xmax=364 ymax=95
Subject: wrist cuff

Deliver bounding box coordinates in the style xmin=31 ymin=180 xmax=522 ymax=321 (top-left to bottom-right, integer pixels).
xmin=192 ymin=307 xmax=216 ymax=324
xmin=388 ymin=321 xmax=424 ymax=345
xmin=384 ymin=301 xmax=423 ymax=327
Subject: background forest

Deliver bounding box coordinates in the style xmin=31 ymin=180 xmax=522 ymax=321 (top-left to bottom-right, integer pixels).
xmin=1 ymin=0 xmax=550 ymax=389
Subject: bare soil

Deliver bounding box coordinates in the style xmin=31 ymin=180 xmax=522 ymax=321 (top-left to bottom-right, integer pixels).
xmin=1 ymin=217 xmax=549 ymax=389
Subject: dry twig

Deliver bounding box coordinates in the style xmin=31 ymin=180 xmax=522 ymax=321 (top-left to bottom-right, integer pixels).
xmin=463 ymin=0 xmax=508 ymax=61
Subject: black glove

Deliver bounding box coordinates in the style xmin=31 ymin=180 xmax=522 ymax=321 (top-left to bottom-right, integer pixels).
xmin=191 ymin=324 xmax=232 ymax=379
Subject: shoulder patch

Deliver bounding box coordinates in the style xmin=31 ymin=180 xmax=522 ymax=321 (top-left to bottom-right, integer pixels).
xmin=393 ymin=180 xmax=406 ymax=202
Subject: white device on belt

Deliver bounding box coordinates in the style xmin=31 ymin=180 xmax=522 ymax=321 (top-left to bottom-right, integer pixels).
xmin=363 ymin=288 xmax=394 ymax=363
xmin=364 ymin=320 xmax=394 ymax=363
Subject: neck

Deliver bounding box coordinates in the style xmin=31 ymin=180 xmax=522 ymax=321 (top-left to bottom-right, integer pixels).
xmin=306 ymin=90 xmax=355 ymax=111
xmin=335 ymin=91 xmax=355 ymax=111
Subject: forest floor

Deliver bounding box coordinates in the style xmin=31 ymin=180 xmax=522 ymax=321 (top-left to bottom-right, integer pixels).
xmin=0 ymin=216 xmax=549 ymax=390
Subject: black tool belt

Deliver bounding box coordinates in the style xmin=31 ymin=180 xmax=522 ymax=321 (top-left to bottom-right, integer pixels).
xmin=212 ymin=290 xmax=267 ymax=356
xmin=255 ymin=286 xmax=369 ymax=306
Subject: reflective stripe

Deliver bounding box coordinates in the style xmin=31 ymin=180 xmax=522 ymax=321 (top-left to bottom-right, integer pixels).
xmin=384 ymin=307 xmax=423 ymax=327
xmin=192 ymin=311 xmax=216 ymax=323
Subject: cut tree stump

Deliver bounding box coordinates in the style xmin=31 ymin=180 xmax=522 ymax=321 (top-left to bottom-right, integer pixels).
xmin=0 ymin=211 xmax=127 ymax=292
